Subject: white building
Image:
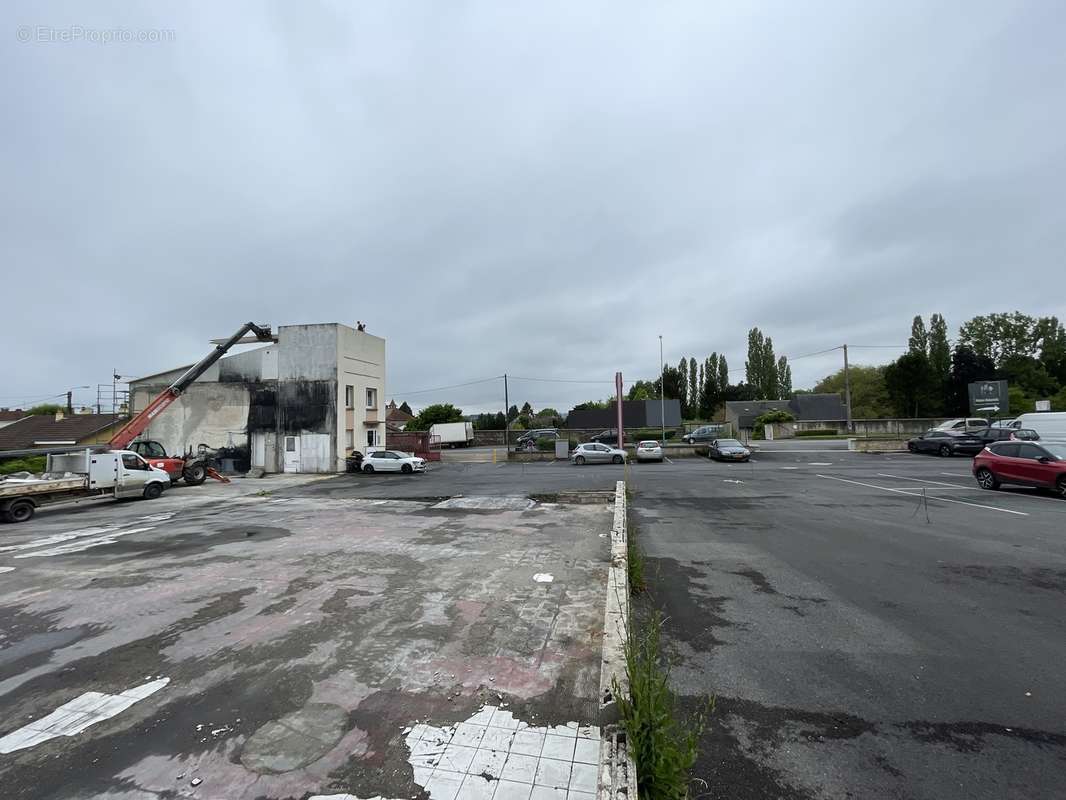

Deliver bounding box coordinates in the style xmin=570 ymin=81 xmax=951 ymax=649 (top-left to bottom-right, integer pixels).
xmin=129 ymin=323 xmax=385 ymax=473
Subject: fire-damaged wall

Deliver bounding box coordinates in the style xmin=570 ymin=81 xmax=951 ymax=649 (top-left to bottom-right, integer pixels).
xmin=246 ymin=380 xmax=337 ymax=473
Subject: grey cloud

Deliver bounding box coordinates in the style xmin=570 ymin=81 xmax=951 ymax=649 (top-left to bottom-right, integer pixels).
xmin=2 ymin=0 xmax=1064 ymax=413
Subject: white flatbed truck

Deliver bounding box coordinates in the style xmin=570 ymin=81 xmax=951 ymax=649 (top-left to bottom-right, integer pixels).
xmin=0 ymin=449 xmax=170 ymax=523
xmin=429 ymin=422 xmax=475 ymax=448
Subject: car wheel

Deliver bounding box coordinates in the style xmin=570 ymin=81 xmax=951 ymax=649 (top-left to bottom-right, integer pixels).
xmin=143 ymin=483 xmax=163 ymax=500
xmin=975 ymin=468 xmax=1000 ymax=490
xmin=7 ymin=500 xmax=35 ymax=523
xmin=939 ymin=444 xmax=952 ymax=457
xmin=907 ymin=442 xmax=916 ymax=453
xmin=401 ymin=464 xmax=413 ymax=474
xmin=575 ymin=455 xmax=585 ymax=465
xmin=363 ymin=464 xmax=375 ymax=473
xmin=1057 ymin=476 xmax=1066 ymax=499
xmin=612 ymin=455 xmax=623 ymax=464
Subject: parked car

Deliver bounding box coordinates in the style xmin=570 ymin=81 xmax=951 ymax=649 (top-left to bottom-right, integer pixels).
xmin=934 ymin=417 xmax=989 ymax=431
xmin=973 ymin=441 xmax=1066 ymax=497
xmin=635 ymin=440 xmax=664 ymax=462
xmin=362 ymin=450 xmax=427 ymax=474
xmin=571 ymin=443 xmax=626 ymax=465
xmin=708 ymin=438 xmax=751 ymax=462
xmin=1008 ymin=412 xmax=1066 ymax=442
xmin=682 ymin=425 xmax=725 ymax=444
xmin=907 ymin=429 xmax=985 ymax=456
xmin=974 ymin=426 xmax=1040 ymax=445
xmin=515 ymin=428 xmax=558 ymax=451
xmin=587 ymin=429 xmax=627 ymax=445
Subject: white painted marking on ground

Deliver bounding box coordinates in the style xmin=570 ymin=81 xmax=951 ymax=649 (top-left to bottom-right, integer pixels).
xmin=877 ymin=473 xmax=974 ymax=489
xmin=0 ymin=526 xmax=118 ymax=554
xmin=532 ymin=573 xmax=554 ymax=583
xmin=816 ymin=474 xmax=1028 ymax=516
xmin=0 ymin=678 xmax=169 ymax=754
xmin=15 ymin=526 xmax=156 ymax=558
xmin=723 ymin=479 xmax=744 ymax=484
xmin=0 ymin=566 xmax=14 ymax=574
xmin=808 ymin=462 xmax=833 ymax=466
xmin=780 ymin=467 xmax=799 ymax=470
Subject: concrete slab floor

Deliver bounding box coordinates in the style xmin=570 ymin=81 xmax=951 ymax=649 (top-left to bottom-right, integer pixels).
xmin=0 ymin=481 xmax=612 ymax=800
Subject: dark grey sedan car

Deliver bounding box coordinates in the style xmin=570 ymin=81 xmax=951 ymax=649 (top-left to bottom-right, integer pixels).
xmin=709 ymin=438 xmax=751 ymax=462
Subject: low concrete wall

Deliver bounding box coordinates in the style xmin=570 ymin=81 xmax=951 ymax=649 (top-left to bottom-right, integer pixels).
xmin=508 ymin=451 xmax=560 ymax=462
xmin=851 ymin=438 xmax=908 ymax=452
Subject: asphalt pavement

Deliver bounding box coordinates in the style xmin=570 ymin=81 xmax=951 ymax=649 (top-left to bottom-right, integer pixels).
xmin=627 ymin=448 xmax=1066 ymax=799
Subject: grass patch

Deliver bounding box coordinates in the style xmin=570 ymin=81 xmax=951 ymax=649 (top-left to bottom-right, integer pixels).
xmin=616 ymin=611 xmax=710 ymax=800
xmin=628 ymin=536 xmax=646 ymax=594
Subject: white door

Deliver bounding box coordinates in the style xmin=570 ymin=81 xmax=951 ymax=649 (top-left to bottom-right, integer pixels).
xmin=283 ymin=435 xmax=300 ymax=473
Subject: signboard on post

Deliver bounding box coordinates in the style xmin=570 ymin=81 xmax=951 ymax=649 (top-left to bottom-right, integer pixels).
xmin=968 ymin=380 xmax=1009 ymax=416
xmin=1035 ymin=399 xmax=1051 ymax=412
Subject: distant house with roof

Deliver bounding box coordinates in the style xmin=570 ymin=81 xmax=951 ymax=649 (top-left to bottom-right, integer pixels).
xmin=386 ymin=400 xmax=414 ymax=433
xmin=0 ymin=412 xmax=125 ymax=453
xmin=724 ymin=393 xmax=845 ymax=433
xmin=0 ymin=409 xmax=27 ymax=430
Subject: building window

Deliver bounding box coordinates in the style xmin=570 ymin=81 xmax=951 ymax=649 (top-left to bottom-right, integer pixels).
xmin=366 ymin=388 xmax=377 ymax=409
xmin=345 ymin=429 xmax=354 ymax=449
xmin=366 ymin=429 xmax=377 ymax=448
xmin=345 ymin=385 xmax=355 ymax=409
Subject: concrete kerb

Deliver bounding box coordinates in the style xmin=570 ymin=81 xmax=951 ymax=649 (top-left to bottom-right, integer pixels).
xmin=597 ymin=479 xmax=638 ymax=800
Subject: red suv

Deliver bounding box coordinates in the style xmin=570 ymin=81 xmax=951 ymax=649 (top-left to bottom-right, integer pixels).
xmin=972 ymin=441 xmax=1066 ymax=497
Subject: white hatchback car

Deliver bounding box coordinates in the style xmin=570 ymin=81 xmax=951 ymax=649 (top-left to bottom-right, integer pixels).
xmin=635 ymin=440 xmax=664 ymax=462
xmin=571 ymin=443 xmax=626 ymax=465
xmin=362 ymin=450 xmax=427 ymax=474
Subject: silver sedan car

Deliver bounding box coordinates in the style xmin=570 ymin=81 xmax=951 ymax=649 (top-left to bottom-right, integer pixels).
xmin=571 ymin=442 xmax=627 ymax=465
xmin=635 ymin=440 xmax=664 ymax=462
xmin=708 ymin=438 xmax=751 ymax=462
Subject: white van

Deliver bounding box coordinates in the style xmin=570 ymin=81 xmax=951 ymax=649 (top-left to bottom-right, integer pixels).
xmin=1006 ymin=412 xmax=1066 ymax=441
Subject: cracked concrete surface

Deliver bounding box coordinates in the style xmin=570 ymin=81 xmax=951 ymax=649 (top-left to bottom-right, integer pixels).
xmin=0 ymin=471 xmax=611 ymax=800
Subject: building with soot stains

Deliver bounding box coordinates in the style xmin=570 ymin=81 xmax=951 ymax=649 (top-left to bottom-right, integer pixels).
xmin=128 ymin=323 xmax=385 ymax=473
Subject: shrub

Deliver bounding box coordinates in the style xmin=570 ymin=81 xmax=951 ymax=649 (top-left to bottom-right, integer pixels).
xmin=0 ymin=456 xmax=47 ymax=475
xmin=795 ymin=428 xmax=837 ymax=437
xmin=751 ymin=409 xmax=795 ymax=439
xmin=535 ymin=437 xmax=556 ymax=452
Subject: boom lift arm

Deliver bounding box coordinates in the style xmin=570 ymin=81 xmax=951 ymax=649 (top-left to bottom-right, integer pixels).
xmin=109 ymin=322 xmax=273 ymax=450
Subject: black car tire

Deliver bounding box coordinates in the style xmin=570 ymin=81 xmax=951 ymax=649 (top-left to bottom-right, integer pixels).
xmin=612 ymin=455 xmax=623 ymax=464
xmin=1056 ymin=476 xmax=1066 ymax=499
xmin=5 ymin=500 xmax=35 ymax=523
xmin=575 ymin=455 xmax=586 ymax=465
xmin=907 ymin=441 xmax=916 ymax=453
xmin=363 ymin=464 xmax=375 ymax=473
xmin=401 ymin=464 xmax=413 ymax=474
xmin=939 ymin=444 xmax=952 ymax=457
xmin=143 ymin=483 xmax=163 ymax=500
xmin=183 ymin=463 xmax=207 ymax=485
xmin=976 ymin=468 xmax=1000 ymax=490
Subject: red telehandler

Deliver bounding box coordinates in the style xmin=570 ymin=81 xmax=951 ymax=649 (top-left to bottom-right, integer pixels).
xmin=108 ymin=322 xmax=274 ymax=485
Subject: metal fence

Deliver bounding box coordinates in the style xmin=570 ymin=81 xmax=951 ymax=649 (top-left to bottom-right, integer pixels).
xmin=385 ymin=431 xmax=442 ymax=461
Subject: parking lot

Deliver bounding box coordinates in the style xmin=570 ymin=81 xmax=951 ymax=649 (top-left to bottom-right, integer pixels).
xmin=627 ymin=447 xmax=1066 ymax=800
xmin=3 ymin=449 xmax=1064 ymax=800
xmin=0 ymin=471 xmax=612 ymax=800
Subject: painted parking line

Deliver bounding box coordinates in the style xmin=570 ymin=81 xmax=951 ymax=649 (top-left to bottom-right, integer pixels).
xmin=888 ymin=473 xmax=1066 ymax=506
xmin=816 ymin=474 xmax=1028 ymax=516
xmin=877 ymin=473 xmax=975 ymax=489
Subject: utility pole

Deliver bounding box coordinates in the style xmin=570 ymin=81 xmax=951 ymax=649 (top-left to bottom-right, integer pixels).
xmin=843 ymin=344 xmax=853 ymax=431
xmin=659 ymin=335 xmax=666 ymax=445
xmin=503 ymin=373 xmax=510 ymax=450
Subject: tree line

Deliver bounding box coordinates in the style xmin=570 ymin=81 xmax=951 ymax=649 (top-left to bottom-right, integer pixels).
xmin=815 ymin=312 xmax=1066 ymax=418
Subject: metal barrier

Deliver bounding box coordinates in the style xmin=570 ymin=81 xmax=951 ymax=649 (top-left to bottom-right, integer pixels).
xmin=385 ymin=432 xmax=442 ymax=461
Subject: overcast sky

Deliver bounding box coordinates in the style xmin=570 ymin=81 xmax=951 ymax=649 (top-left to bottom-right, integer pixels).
xmin=3 ymin=1 xmax=1064 ymax=414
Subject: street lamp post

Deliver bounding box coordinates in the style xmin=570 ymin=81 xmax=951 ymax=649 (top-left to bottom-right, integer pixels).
xmin=659 ymin=335 xmax=666 ymax=446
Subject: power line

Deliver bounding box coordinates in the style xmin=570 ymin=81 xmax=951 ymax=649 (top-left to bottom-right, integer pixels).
xmin=392 ymin=376 xmax=502 ymax=396
xmin=509 ymin=376 xmax=615 ymax=384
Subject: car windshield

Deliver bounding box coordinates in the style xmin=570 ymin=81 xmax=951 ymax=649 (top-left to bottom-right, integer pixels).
xmin=717 ymin=439 xmax=743 ymax=447
xmin=1041 ymin=444 xmax=1066 ymax=459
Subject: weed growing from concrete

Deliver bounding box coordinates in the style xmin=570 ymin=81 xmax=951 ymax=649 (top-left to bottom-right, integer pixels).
xmin=616 ymin=612 xmax=710 ymax=800
xmin=628 ymin=536 xmax=647 ymax=594
xmin=254 ymin=489 xmax=273 ymax=497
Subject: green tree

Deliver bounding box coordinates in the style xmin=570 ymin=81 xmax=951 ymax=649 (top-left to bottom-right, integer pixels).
xmin=884 ymin=352 xmax=936 ymax=417
xmin=472 ymin=412 xmax=506 ymax=430
xmin=677 ymin=358 xmax=689 ymax=417
xmin=27 ymin=404 xmax=63 ymax=415
xmin=908 ymin=315 xmax=929 ymax=355
xmin=661 ymin=365 xmax=683 ymax=401
xmin=814 ymin=365 xmax=891 ymax=418
xmin=627 ymin=380 xmax=657 ymax=401
xmin=928 ymin=314 xmax=951 ymax=378
xmin=777 ymin=356 xmax=792 ymax=398
xmin=957 ymin=312 xmax=1039 ymax=366
xmin=520 ymin=401 xmax=533 ymax=417
xmin=572 ymin=400 xmax=609 ymax=411
xmin=745 ymin=329 xmax=764 ymax=391
xmin=717 ymin=356 xmax=729 ymax=397
xmin=688 ymin=357 xmax=699 ymax=416
xmin=1036 ymin=316 xmax=1066 ymax=385
xmin=507 ymin=404 xmax=519 ymax=421
xmin=948 ymin=345 xmax=996 ymax=415
xmin=407 ymin=403 xmax=464 ymax=431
